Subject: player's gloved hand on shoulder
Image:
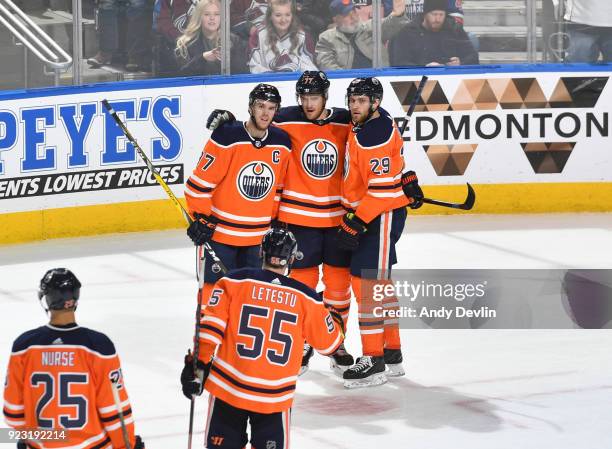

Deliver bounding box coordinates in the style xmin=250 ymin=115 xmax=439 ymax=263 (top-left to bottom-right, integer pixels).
xmin=134 ymin=435 xmax=145 ymax=449
xmin=206 ymin=109 xmax=236 ymax=131
xmin=187 ymin=213 xmax=217 ymax=246
xmin=401 ymin=170 xmax=424 ymax=209
xmin=181 ymin=351 xmax=211 ymax=399
xmin=336 ymin=213 xmax=367 ymax=251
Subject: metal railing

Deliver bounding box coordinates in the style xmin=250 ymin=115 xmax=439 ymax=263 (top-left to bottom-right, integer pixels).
xmin=0 ymin=0 xmax=72 ymax=86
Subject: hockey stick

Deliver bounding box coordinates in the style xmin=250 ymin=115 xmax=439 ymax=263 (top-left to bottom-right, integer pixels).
xmin=110 ymin=379 xmax=132 ymax=449
xmin=400 ymin=75 xmax=428 ymax=137
xmin=101 ymin=100 xmax=221 ymax=448
xmin=396 ymin=78 xmax=476 ymax=211
xmin=101 ymin=99 xmax=227 ymax=274
xmin=187 ymin=245 xmax=206 ymax=449
xmin=422 ymin=183 xmax=475 ymax=210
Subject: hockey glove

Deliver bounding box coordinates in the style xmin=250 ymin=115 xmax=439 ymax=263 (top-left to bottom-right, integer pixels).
xmin=336 ymin=213 xmax=367 ymax=251
xmin=134 ymin=435 xmax=145 ymax=449
xmin=187 ymin=213 xmax=217 ymax=246
xmin=181 ymin=351 xmax=211 ymax=399
xmin=271 ymin=219 xmax=288 ymax=230
xmin=206 ymin=109 xmax=236 ymax=131
xmin=401 ymin=170 xmax=424 ymax=209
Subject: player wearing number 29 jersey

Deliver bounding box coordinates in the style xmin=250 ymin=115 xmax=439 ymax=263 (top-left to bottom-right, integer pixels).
xmin=3 ymin=269 xmax=143 ymax=449
xmin=337 ymin=77 xmax=408 ymax=389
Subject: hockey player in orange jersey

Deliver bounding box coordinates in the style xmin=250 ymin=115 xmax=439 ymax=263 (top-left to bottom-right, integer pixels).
xmin=205 ymin=71 xmax=355 ymax=376
xmin=181 ymin=228 xmax=345 ymax=449
xmin=184 ymin=83 xmax=292 ymax=312
xmin=3 ymin=268 xmax=144 ymax=449
xmin=336 ymin=77 xmax=423 ymax=388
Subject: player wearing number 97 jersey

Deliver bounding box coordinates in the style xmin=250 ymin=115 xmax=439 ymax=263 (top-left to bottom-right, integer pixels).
xmin=184 ymin=83 xmax=292 ymax=321
xmin=3 ymin=269 xmax=144 ymax=449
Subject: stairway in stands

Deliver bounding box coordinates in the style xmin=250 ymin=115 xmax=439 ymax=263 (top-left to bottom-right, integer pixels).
xmin=0 ymin=0 xmax=147 ymax=91
xmin=463 ymin=0 xmax=553 ymax=65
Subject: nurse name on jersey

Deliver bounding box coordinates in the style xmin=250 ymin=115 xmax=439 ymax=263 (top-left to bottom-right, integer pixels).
xmin=41 ymin=351 xmax=76 ymax=367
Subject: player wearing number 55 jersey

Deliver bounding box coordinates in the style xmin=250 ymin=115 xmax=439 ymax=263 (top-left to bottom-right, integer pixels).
xmin=181 ymin=228 xmax=344 ymax=449
xmin=3 ymin=269 xmax=144 ymax=449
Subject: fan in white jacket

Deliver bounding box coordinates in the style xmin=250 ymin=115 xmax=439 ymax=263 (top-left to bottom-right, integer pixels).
xmin=247 ymin=0 xmax=318 ymax=73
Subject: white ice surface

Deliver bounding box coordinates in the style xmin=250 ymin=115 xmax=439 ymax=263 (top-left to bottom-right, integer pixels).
xmin=1 ymin=213 xmax=611 ymax=449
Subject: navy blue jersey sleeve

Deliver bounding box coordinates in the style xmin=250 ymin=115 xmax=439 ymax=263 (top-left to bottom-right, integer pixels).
xmin=81 ymin=328 xmax=117 ymax=357
xmin=228 ymin=268 xmax=321 ymax=303
xmin=11 ymin=327 xmax=45 ymax=353
xmin=267 ymin=125 xmax=292 ymax=150
xmin=355 ymin=107 xmax=395 ymax=148
xmin=274 ymin=106 xmax=305 ymax=123
xmin=329 ymin=107 xmax=352 ymax=125
xmin=210 ymin=120 xmax=249 ymax=146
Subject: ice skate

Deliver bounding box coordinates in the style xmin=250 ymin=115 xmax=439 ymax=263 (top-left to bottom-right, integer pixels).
xmin=343 ymin=356 xmax=387 ymax=389
xmin=383 ymin=348 xmax=405 ymax=377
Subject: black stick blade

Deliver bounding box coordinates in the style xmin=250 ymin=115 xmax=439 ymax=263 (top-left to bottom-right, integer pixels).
xmin=421 ymin=183 xmax=476 ymax=210
xmin=461 ymin=183 xmax=476 ymax=210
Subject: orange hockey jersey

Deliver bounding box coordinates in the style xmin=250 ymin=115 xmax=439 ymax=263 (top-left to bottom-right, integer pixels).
xmin=3 ymin=323 xmax=136 ymax=449
xmin=197 ymin=268 xmax=343 ymax=414
xmin=185 ymin=121 xmax=291 ymax=246
xmin=342 ymin=107 xmax=409 ymax=224
xmin=274 ymin=106 xmax=350 ymax=228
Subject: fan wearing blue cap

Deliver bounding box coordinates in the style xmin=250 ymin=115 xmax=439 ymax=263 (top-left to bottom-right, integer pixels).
xmin=315 ymin=0 xmax=408 ymax=70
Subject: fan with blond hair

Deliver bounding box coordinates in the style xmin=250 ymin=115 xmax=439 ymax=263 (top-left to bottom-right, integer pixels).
xmin=175 ymin=0 xmax=248 ymax=75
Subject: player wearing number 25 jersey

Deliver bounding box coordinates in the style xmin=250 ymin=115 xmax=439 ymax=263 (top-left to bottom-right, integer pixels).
xmin=3 ymin=269 xmax=143 ymax=449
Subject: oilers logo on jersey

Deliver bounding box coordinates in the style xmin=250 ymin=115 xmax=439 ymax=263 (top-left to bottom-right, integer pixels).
xmin=301 ymin=139 xmax=338 ymax=179
xmin=237 ymin=162 xmax=275 ymax=200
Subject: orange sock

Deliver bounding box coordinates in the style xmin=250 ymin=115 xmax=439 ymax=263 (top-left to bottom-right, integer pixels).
xmin=352 ymin=276 xmax=384 ymax=357
xmin=322 ymin=264 xmax=351 ymax=329
xmin=383 ymin=293 xmax=402 ymax=350
xmin=290 ymin=266 xmax=319 ymax=290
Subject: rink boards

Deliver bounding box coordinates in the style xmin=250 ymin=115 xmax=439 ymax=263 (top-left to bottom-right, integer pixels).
xmin=1 ymin=65 xmax=611 ymax=244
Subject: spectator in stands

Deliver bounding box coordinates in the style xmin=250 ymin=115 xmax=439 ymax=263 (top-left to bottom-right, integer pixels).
xmin=403 ymin=0 xmax=478 ymax=50
xmin=299 ymin=0 xmax=333 ymax=40
xmin=232 ymin=0 xmax=268 ymax=39
xmin=87 ymin=0 xmax=151 ymax=72
xmin=153 ymin=0 xmax=198 ymax=75
xmin=564 ymin=0 xmax=612 ymax=62
xmin=388 ymin=0 xmax=478 ymax=67
xmin=234 ymin=0 xmax=329 ymax=44
xmin=352 ymin=0 xmax=394 ymax=22
xmin=175 ymin=0 xmax=248 ymax=75
xmin=353 ymin=0 xmax=373 ymax=22
xmin=315 ymin=0 xmax=407 ymax=70
xmin=405 ymin=0 xmax=464 ymax=25
xmin=248 ymin=0 xmax=317 ymax=73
